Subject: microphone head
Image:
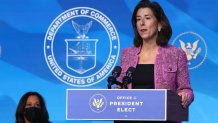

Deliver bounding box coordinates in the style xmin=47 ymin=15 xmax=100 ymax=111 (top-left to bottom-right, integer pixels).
xmin=126 ymin=67 xmax=135 ymax=77
xmin=112 ymin=66 xmax=122 ymax=78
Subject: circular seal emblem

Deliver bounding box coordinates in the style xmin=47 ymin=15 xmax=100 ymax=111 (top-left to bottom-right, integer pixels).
xmin=44 ymin=7 xmax=120 ymax=87
xmin=172 ymin=32 xmax=207 ymax=70
xmin=89 ymin=94 xmax=107 ymax=113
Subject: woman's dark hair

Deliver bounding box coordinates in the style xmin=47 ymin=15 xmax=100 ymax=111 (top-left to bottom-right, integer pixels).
xmin=132 ymin=0 xmax=172 ymax=47
xmin=15 ymin=91 xmax=50 ymax=123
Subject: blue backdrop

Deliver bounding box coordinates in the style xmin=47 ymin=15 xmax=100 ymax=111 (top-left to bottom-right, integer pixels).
xmin=0 ymin=0 xmax=218 ymax=123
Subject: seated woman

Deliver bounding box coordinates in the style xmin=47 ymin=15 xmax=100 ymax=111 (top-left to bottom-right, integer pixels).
xmin=15 ymin=91 xmax=51 ymax=123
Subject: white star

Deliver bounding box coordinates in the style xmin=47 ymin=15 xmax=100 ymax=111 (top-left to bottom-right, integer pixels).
xmin=114 ymin=45 xmax=117 ymax=49
xmin=47 ymin=45 xmax=50 ymax=49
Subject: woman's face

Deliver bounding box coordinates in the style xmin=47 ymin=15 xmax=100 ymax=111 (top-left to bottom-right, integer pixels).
xmin=24 ymin=95 xmax=42 ymax=123
xmin=136 ymin=8 xmax=160 ymax=41
xmin=25 ymin=95 xmax=41 ymax=108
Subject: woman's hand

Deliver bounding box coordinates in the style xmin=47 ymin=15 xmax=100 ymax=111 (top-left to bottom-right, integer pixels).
xmin=178 ymin=92 xmax=190 ymax=108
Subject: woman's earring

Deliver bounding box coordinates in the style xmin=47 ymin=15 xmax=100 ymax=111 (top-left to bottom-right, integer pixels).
xmin=158 ymin=27 xmax=161 ymax=32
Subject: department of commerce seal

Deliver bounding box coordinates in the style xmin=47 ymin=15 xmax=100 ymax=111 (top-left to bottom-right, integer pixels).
xmin=172 ymin=32 xmax=207 ymax=70
xmin=44 ymin=7 xmax=120 ymax=87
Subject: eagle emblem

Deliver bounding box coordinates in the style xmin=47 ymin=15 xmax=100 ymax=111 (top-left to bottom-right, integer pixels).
xmin=180 ymin=40 xmax=201 ymax=61
xmin=92 ymin=98 xmax=104 ymax=109
xmin=72 ymin=20 xmax=93 ymax=39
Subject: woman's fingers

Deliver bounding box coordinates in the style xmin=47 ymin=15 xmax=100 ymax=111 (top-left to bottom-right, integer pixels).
xmin=178 ymin=92 xmax=189 ymax=108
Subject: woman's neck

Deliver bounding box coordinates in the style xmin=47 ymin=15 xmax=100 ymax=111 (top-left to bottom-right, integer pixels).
xmin=24 ymin=118 xmax=30 ymax=123
xmin=141 ymin=41 xmax=158 ymax=52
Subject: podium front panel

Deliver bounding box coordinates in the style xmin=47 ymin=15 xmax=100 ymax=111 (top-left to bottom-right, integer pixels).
xmin=66 ymin=89 xmax=167 ymax=121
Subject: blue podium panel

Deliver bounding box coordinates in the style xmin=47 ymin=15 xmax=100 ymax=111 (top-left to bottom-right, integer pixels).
xmin=66 ymin=89 xmax=167 ymax=121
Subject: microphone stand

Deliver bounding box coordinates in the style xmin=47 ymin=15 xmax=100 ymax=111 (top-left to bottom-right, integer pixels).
xmin=107 ymin=76 xmax=116 ymax=89
xmin=122 ymin=76 xmax=131 ymax=89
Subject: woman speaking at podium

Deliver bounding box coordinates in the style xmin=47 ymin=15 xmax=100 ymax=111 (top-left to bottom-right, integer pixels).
xmin=115 ymin=0 xmax=194 ymax=122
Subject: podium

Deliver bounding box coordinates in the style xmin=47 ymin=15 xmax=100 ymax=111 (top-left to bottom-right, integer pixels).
xmin=66 ymin=89 xmax=188 ymax=121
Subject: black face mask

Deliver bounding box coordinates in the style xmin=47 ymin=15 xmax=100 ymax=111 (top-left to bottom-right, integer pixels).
xmin=23 ymin=107 xmax=42 ymax=122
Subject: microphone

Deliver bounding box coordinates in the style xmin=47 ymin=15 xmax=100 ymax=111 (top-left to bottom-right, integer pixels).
xmin=107 ymin=66 xmax=122 ymax=89
xmin=122 ymin=67 xmax=135 ymax=89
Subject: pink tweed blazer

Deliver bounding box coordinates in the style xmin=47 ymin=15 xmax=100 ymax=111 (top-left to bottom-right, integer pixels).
xmin=118 ymin=45 xmax=194 ymax=104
